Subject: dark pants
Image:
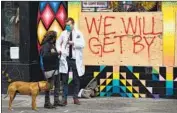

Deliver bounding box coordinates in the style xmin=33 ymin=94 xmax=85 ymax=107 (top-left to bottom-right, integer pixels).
xmin=45 ymin=74 xmax=60 ymax=104
xmin=62 ymin=58 xmax=80 ymax=100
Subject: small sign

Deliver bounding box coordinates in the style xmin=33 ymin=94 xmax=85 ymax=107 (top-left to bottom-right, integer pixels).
xmin=82 ymin=8 xmax=95 ymax=12
xmin=10 ymin=47 xmax=19 ymax=59
xmin=82 ymin=1 xmax=108 ymax=8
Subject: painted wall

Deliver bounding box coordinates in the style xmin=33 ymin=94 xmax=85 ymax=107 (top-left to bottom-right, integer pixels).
xmin=68 ymin=2 xmax=177 ymax=98
xmin=80 ymin=12 xmax=163 ymax=66
xmin=36 ymin=2 xmax=177 ymax=98
xmin=37 ymin=1 xmax=67 ymax=51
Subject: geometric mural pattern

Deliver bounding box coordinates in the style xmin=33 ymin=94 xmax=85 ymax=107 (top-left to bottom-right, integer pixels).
xmin=67 ymin=1 xmax=177 ymax=99
xmin=84 ymin=66 xmax=177 ymax=99
xmin=37 ymin=1 xmax=67 ymax=52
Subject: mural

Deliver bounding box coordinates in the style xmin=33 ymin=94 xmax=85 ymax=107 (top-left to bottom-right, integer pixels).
xmin=37 ymin=1 xmax=75 ymax=84
xmin=85 ymin=66 xmax=177 ymax=98
xmin=68 ymin=2 xmax=177 ymax=99
xmin=37 ymin=1 xmax=68 ymax=52
xmin=162 ymin=2 xmax=177 ymax=66
xmin=35 ymin=1 xmax=177 ymax=98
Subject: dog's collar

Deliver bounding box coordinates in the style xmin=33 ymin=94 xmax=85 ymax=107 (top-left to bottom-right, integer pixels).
xmin=38 ymin=82 xmax=41 ymax=92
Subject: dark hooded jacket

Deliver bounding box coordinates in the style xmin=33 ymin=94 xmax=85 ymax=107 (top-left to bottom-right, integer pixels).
xmin=40 ymin=41 xmax=59 ymax=72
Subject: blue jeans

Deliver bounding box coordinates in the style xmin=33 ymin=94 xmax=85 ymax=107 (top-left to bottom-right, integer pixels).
xmin=62 ymin=58 xmax=80 ymax=100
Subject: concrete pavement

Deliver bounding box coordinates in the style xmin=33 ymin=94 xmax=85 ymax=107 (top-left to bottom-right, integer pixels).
xmin=1 ymin=94 xmax=177 ymax=113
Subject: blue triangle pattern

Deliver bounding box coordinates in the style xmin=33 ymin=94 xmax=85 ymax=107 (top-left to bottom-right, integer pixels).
xmin=113 ymin=86 xmax=120 ymax=93
xmin=120 ymin=93 xmax=126 ymax=97
xmin=106 ymin=86 xmax=112 ymax=91
xmin=127 ymin=66 xmax=133 ymax=72
xmin=49 ymin=1 xmax=61 ymax=13
xmin=106 ymin=92 xmax=112 ymax=97
xmin=100 ymin=65 xmax=105 ymax=72
xmin=120 ymin=86 xmax=126 ymax=93
xmin=166 ymin=88 xmax=173 ymax=95
xmin=100 ymin=92 xmax=106 ymax=97
xmin=113 ymin=80 xmax=119 ymax=86
xmin=152 ymin=74 xmax=159 ymax=81
xmin=127 ymin=93 xmax=133 ymax=97
xmin=39 ymin=2 xmax=48 ymax=12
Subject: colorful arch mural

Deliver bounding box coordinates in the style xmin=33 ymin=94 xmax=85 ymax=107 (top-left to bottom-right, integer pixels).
xmin=37 ymin=1 xmax=68 ymax=52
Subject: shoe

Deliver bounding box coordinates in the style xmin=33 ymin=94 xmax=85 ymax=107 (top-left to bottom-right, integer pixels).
xmin=58 ymin=100 xmax=67 ymax=106
xmin=53 ymin=101 xmax=60 ymax=107
xmin=73 ymin=99 xmax=81 ymax=105
xmin=44 ymin=103 xmax=56 ymax=109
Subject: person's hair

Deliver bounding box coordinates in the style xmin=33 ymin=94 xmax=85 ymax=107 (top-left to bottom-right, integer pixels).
xmin=65 ymin=17 xmax=75 ymax=24
xmin=41 ymin=30 xmax=57 ymax=45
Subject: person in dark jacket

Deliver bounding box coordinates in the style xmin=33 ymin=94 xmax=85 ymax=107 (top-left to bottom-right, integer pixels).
xmin=40 ymin=31 xmax=61 ymax=108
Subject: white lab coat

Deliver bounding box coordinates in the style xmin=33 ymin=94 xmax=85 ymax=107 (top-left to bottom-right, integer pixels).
xmin=55 ymin=29 xmax=85 ymax=77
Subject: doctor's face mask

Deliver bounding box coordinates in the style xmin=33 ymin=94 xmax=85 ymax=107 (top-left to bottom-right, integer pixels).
xmin=65 ymin=18 xmax=74 ymax=32
xmin=65 ymin=25 xmax=71 ymax=32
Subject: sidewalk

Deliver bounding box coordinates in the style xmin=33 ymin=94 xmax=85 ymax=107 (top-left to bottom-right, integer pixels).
xmin=1 ymin=94 xmax=177 ymax=113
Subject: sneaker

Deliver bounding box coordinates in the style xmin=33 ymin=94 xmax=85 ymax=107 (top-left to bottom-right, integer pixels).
xmin=73 ymin=99 xmax=81 ymax=105
xmin=58 ymin=100 xmax=67 ymax=106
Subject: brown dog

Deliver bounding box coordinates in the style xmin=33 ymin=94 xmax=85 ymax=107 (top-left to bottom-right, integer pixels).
xmin=4 ymin=81 xmax=50 ymax=111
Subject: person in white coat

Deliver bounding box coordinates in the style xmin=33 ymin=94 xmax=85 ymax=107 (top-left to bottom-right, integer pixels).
xmin=56 ymin=17 xmax=85 ymax=106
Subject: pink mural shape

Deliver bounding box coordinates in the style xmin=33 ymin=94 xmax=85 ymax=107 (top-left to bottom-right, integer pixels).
xmin=56 ymin=4 xmax=67 ymax=30
xmin=41 ymin=4 xmax=55 ymax=29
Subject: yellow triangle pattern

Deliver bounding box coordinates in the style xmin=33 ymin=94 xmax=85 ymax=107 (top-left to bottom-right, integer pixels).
xmin=106 ymin=79 xmax=112 ymax=85
xmin=133 ymin=93 xmax=139 ymax=98
xmin=134 ymin=73 xmax=139 ymax=79
xmin=100 ymin=85 xmax=106 ymax=92
xmin=113 ymin=72 xmax=119 ymax=79
xmin=94 ymin=72 xmax=99 ymax=78
xmin=166 ymin=73 xmax=173 ymax=81
xmin=120 ymin=80 xmax=126 ymax=86
xmin=48 ymin=20 xmax=62 ymax=39
xmin=127 ymin=86 xmax=133 ymax=93
xmin=37 ymin=20 xmax=47 ymax=44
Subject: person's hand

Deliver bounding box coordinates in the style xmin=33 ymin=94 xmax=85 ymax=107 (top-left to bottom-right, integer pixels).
xmin=68 ymin=41 xmax=74 ymax=46
xmin=51 ymin=49 xmax=55 ymax=53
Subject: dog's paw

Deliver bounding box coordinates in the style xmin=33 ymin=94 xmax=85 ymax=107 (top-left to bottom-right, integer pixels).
xmin=32 ymin=108 xmax=38 ymax=111
xmin=8 ymin=108 xmax=13 ymax=111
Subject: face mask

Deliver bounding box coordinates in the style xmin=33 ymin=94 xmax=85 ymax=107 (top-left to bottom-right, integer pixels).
xmin=65 ymin=25 xmax=71 ymax=32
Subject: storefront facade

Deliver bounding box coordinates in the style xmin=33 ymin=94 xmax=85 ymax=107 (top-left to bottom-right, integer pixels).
xmin=1 ymin=1 xmax=177 ymax=99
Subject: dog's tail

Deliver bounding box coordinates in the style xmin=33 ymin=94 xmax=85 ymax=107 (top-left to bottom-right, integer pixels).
xmin=2 ymin=71 xmax=13 ymax=83
xmin=2 ymin=70 xmax=12 ymax=99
